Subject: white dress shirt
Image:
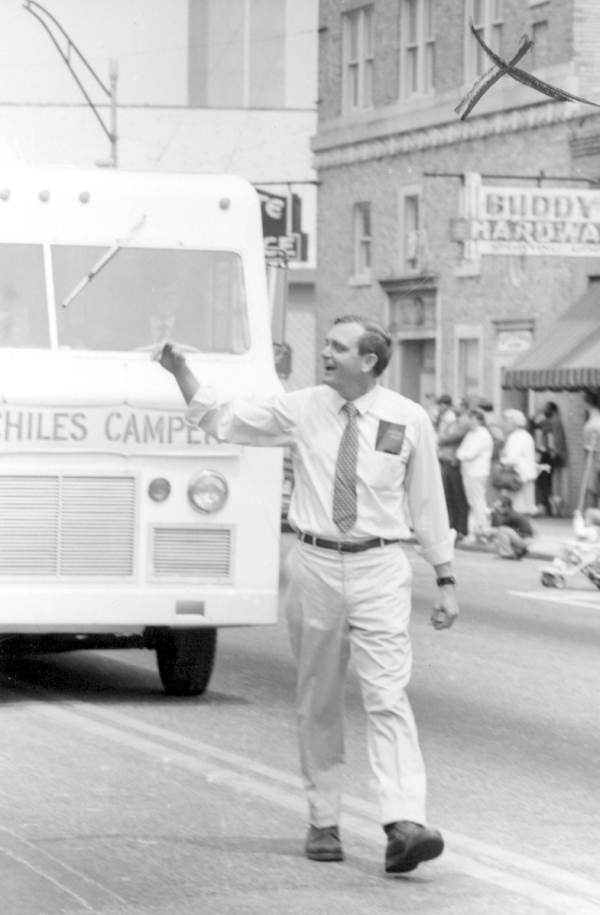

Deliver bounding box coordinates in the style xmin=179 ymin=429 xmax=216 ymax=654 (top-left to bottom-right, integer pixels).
xmin=187 ymin=383 xmax=454 ymax=566
xmin=501 ymin=428 xmax=537 ymax=483
xmin=456 ymin=426 xmax=494 ymax=478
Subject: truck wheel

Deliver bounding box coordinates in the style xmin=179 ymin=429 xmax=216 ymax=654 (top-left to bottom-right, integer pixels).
xmin=155 ymin=628 xmax=217 ymax=696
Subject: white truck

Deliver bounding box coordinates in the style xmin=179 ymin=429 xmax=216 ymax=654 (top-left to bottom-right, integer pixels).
xmin=0 ymin=165 xmax=283 ymax=695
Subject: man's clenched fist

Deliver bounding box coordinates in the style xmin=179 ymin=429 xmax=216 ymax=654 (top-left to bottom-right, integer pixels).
xmin=152 ymin=341 xmax=186 ymax=374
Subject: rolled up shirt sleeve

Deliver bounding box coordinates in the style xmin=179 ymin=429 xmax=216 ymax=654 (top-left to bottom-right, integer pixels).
xmin=186 ymin=385 xmax=301 ymax=447
xmin=405 ymin=407 xmax=455 ymax=566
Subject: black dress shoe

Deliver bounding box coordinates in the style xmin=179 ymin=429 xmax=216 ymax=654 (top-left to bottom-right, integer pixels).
xmin=305 ymin=824 xmax=344 ymax=862
xmin=384 ymin=820 xmax=444 ymax=873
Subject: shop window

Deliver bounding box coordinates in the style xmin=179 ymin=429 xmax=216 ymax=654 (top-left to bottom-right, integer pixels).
xmin=342 ymin=6 xmax=374 ymax=112
xmin=352 ymin=202 xmax=372 ymax=283
xmin=399 ymin=0 xmax=435 ymax=98
xmin=465 ymin=0 xmax=504 ymax=81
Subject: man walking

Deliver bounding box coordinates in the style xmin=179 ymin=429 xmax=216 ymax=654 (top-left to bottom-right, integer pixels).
xmin=155 ymin=315 xmax=459 ymax=875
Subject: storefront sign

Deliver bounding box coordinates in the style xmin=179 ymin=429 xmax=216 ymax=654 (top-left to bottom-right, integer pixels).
xmin=257 ymin=187 xmax=309 ymax=262
xmin=496 ymin=329 xmax=533 ymax=354
xmin=463 ymin=173 xmax=600 ymax=256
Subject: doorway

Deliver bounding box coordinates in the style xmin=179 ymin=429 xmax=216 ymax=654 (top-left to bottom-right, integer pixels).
xmin=397 ymin=338 xmax=436 ymax=405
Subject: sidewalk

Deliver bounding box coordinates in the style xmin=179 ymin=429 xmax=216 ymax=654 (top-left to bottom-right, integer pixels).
xmin=456 ymin=514 xmax=578 ymax=561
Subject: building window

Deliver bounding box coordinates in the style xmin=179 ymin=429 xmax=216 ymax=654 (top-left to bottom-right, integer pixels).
xmin=465 ymin=0 xmax=504 ymax=80
xmin=189 ymin=0 xmax=285 ymax=108
xmin=401 ymin=192 xmax=427 ymax=273
xmin=531 ymin=17 xmax=549 ymax=68
xmin=456 ymin=333 xmax=482 ymax=398
xmin=400 ymin=0 xmax=435 ymax=97
xmin=342 ymin=6 xmax=374 ymax=112
xmin=352 ymin=202 xmax=372 ymax=281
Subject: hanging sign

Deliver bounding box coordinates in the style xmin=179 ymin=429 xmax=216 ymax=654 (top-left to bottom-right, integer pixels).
xmin=463 ymin=173 xmax=600 ymax=256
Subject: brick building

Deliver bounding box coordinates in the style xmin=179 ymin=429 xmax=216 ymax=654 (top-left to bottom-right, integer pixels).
xmin=312 ymin=0 xmax=600 ymax=511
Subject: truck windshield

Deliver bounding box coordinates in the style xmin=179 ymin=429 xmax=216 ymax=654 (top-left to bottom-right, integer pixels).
xmin=0 ymin=244 xmax=50 ymax=348
xmin=0 ymin=242 xmax=250 ymax=353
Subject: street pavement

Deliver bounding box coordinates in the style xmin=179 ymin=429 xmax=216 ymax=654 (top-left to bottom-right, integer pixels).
xmin=1 ymin=536 xmax=599 ymax=914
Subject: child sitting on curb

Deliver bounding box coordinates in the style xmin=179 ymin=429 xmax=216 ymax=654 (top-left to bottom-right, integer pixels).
xmin=490 ymin=493 xmax=536 ymax=559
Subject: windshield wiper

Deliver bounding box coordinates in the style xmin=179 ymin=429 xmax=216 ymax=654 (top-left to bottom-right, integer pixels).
xmin=61 ymin=214 xmax=147 ymax=308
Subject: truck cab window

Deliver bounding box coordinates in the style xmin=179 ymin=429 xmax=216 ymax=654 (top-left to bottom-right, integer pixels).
xmin=0 ymin=244 xmax=50 ymax=348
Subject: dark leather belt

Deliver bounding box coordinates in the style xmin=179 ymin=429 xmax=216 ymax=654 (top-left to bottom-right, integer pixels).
xmin=297 ymin=532 xmax=400 ymax=553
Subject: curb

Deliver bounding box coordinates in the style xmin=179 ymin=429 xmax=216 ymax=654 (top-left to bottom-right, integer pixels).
xmin=456 ymin=541 xmax=556 ymax=561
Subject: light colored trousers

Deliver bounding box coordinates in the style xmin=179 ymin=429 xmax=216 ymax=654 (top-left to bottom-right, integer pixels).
xmin=285 ymin=539 xmax=427 ymax=828
xmin=461 ymin=474 xmax=490 ymax=536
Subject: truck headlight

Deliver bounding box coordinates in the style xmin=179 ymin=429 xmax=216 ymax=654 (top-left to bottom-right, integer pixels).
xmin=187 ymin=470 xmax=229 ymax=514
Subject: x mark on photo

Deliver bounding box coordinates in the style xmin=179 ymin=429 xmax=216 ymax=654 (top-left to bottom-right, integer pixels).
xmin=456 ymin=22 xmax=600 ymax=120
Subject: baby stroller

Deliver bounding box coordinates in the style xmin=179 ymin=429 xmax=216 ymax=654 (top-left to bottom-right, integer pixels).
xmin=540 ymin=449 xmax=600 ymax=589
xmin=540 ymin=539 xmax=600 ymax=589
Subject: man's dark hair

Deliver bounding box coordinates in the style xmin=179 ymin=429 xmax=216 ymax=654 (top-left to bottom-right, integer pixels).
xmin=333 ymin=314 xmax=392 ymax=377
xmin=477 ymin=398 xmax=494 ymax=412
xmin=468 ymin=407 xmax=486 ymax=423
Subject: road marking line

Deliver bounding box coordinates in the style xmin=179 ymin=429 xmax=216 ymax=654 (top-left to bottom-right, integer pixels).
xmin=509 ymin=589 xmax=600 ymax=609
xmin=0 ymin=827 xmax=134 ymax=911
xmin=16 ymin=692 xmax=600 ymax=914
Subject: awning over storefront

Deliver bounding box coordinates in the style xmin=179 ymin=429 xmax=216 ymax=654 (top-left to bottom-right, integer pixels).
xmin=502 ymin=285 xmax=600 ymax=391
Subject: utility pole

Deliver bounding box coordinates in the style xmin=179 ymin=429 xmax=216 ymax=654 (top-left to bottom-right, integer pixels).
xmin=23 ymin=0 xmax=118 ymax=167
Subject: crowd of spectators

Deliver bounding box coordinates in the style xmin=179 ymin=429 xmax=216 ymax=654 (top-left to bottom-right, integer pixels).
xmin=431 ymin=393 xmax=571 ymax=560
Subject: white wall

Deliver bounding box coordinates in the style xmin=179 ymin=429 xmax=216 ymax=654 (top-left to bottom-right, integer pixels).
xmin=0 ymin=1 xmax=189 ymax=105
xmin=2 ymin=1 xmax=318 ymax=109
xmin=0 ymin=105 xmax=316 ymax=176
xmin=285 ymin=1 xmax=319 ymax=108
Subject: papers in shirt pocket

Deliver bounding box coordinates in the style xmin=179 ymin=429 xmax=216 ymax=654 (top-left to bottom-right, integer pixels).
xmin=375 ymin=420 xmax=406 ymax=454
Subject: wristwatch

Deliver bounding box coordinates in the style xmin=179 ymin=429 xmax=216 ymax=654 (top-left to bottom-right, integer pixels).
xmin=436 ymin=575 xmax=457 ymax=587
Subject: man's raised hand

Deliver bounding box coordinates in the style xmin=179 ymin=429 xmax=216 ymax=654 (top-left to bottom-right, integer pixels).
xmin=152 ymin=341 xmax=186 ymax=374
xmin=152 ymin=341 xmax=200 ymax=406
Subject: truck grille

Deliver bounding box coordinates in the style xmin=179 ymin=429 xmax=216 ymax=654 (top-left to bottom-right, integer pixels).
xmin=0 ymin=475 xmax=135 ymax=577
xmin=152 ymin=527 xmax=232 ymax=579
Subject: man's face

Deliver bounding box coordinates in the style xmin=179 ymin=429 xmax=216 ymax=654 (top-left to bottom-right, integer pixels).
xmin=321 ymin=321 xmax=372 ymax=391
xmin=150 ymin=292 xmax=178 ymax=342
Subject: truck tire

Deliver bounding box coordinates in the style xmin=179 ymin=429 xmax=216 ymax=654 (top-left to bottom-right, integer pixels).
xmin=155 ymin=627 xmax=217 ymax=696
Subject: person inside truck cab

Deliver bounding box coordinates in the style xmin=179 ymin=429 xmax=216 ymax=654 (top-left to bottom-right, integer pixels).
xmin=148 ymin=284 xmax=182 ymax=345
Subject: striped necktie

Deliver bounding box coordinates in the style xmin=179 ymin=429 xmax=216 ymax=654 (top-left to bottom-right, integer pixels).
xmin=332 ymin=401 xmax=359 ymax=533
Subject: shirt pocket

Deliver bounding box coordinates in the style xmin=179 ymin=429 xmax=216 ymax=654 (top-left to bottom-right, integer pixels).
xmin=362 ymin=450 xmax=406 ymax=491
